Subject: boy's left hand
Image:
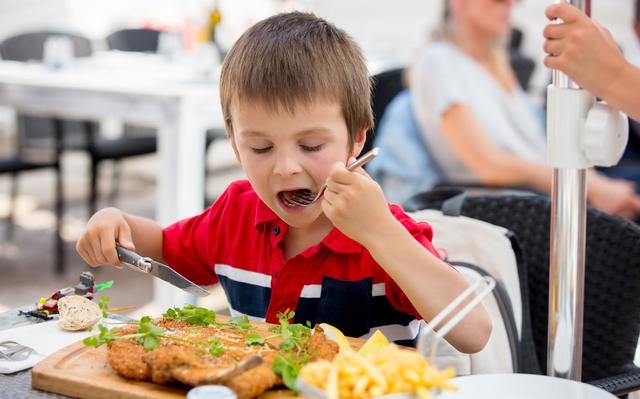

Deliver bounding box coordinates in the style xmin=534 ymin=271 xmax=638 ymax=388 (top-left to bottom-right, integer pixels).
xmin=321 ymin=158 xmax=396 ymax=245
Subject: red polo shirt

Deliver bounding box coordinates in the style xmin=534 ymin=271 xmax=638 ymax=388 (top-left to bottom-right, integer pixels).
xmin=163 ymin=180 xmax=442 ymax=344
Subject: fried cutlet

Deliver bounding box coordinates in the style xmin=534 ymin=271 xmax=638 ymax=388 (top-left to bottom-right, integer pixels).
xmin=106 ymin=318 xmax=338 ymax=399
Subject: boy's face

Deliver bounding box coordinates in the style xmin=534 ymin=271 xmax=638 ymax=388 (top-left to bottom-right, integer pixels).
xmin=230 ymin=99 xmax=365 ymax=229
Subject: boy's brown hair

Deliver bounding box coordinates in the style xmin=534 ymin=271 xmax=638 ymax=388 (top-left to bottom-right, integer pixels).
xmin=219 ymin=12 xmax=373 ymax=149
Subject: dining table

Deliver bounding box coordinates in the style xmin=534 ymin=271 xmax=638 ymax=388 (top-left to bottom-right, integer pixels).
xmin=0 ymin=307 xmax=81 ymax=398
xmin=0 ymin=52 xmax=224 ymax=309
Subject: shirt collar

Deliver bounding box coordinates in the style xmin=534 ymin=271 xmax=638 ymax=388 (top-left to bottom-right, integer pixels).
xmin=253 ymin=200 xmax=361 ymax=255
xmin=254 ymin=198 xmax=279 ymax=230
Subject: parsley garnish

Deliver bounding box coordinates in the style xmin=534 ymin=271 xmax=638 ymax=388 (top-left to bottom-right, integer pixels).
xmin=83 ymin=320 xmax=165 ymax=349
xmin=267 ymin=309 xmax=314 ymax=392
xmin=163 ymin=304 xmax=216 ymax=326
xmin=98 ymin=296 xmax=110 ymax=317
xmin=209 ymin=337 xmax=225 ymax=356
xmin=227 ymin=314 xmax=253 ymax=330
xmin=272 ymin=355 xmax=301 ymax=393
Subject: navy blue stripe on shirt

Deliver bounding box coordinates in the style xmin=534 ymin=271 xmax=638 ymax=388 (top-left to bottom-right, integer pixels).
xmin=371 ymin=296 xmax=415 ymax=327
xmin=217 ymin=275 xmax=271 ymax=319
xmin=296 ymin=278 xmax=420 ymax=345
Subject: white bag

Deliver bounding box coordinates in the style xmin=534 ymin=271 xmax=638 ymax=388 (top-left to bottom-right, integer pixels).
xmin=409 ymin=209 xmax=523 ymax=375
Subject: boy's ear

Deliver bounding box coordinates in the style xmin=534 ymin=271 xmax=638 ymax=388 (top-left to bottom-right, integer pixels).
xmin=351 ymin=127 xmax=368 ymax=157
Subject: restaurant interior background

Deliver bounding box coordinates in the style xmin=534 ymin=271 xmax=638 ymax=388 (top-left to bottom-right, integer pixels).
xmin=0 ymin=0 xmax=638 ymax=326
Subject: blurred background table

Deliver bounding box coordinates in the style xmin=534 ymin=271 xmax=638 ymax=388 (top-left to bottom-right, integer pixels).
xmin=0 ymin=54 xmax=223 ymax=308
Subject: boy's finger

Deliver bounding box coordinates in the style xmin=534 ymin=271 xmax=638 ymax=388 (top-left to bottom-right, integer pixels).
xmin=95 ymin=235 xmax=113 ymax=267
xmin=76 ymin=245 xmax=94 ymax=267
xmin=85 ymin=242 xmax=103 ymax=267
xmin=116 ymin=223 xmax=135 ymax=250
xmin=351 ymin=166 xmax=371 ymax=179
xmin=545 ymin=3 xmax=584 ymax=23
xmin=101 ymin=234 xmax=121 ymax=267
xmin=328 ymin=162 xmax=356 ymax=184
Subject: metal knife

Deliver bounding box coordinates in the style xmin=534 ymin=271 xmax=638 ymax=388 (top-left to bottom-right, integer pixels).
xmin=115 ymin=246 xmax=210 ymax=297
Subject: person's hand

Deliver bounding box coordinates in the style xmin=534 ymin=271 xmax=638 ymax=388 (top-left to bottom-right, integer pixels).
xmin=543 ymin=3 xmax=627 ymax=99
xmin=588 ymin=176 xmax=640 ymax=220
xmin=76 ymin=207 xmax=135 ymax=268
xmin=321 ymin=158 xmax=395 ymax=246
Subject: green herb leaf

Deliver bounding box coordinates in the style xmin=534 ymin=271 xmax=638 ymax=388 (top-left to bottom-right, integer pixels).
xmin=163 ymin=305 xmax=216 ymax=326
xmin=142 ymin=334 xmax=160 ymax=350
xmin=245 ymin=333 xmax=266 ymax=346
xmin=228 ymin=314 xmax=252 ymax=330
xmin=98 ymin=296 xmax=110 ymax=317
xmin=208 ymin=337 xmax=224 ymax=356
xmin=272 ymin=355 xmax=301 ymax=393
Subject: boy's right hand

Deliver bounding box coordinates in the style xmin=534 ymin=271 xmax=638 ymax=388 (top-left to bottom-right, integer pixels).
xmin=76 ymin=207 xmax=135 ymax=268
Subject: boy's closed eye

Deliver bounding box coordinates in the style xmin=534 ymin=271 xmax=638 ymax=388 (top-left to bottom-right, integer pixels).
xmin=300 ymin=144 xmax=323 ymax=152
xmin=250 ymin=144 xmax=324 ymax=154
xmin=251 ymin=146 xmax=272 ymax=154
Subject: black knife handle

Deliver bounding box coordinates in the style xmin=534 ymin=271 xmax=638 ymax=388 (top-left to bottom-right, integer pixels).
xmin=116 ymin=246 xmax=152 ymax=272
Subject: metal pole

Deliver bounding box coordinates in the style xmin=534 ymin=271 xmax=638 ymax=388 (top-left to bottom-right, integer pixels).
xmin=547 ymin=0 xmax=590 ymax=381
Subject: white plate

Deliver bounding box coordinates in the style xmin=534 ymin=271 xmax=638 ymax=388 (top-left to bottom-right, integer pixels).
xmin=438 ymin=374 xmax=616 ymax=399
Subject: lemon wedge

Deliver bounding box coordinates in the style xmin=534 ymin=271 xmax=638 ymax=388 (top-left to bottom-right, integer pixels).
xmin=358 ymin=329 xmax=390 ymax=356
xmin=318 ymin=323 xmax=353 ymax=353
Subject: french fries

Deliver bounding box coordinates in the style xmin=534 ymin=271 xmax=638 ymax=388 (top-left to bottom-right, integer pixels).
xmin=299 ymin=342 xmax=456 ymax=399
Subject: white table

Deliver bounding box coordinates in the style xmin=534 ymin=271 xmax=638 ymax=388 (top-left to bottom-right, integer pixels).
xmin=0 ymin=59 xmax=223 ymax=309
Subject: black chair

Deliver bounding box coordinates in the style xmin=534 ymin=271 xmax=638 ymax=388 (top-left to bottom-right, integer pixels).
xmin=405 ymin=191 xmax=640 ymax=396
xmin=0 ymin=119 xmax=65 ymax=273
xmin=106 ymin=28 xmax=160 ymax=53
xmin=0 ymin=31 xmax=159 ymax=219
xmin=105 ymin=28 xmax=226 ymax=207
xmin=509 ymin=27 xmax=536 ymax=91
xmin=364 ymin=68 xmax=405 ymax=157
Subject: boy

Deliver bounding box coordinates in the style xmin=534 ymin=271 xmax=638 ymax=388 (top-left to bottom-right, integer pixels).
xmin=76 ymin=12 xmax=491 ymax=353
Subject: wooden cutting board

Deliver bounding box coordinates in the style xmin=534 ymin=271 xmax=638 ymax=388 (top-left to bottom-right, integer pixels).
xmin=32 ymin=341 xmax=298 ymax=399
xmin=32 ymin=317 xmax=362 ymax=399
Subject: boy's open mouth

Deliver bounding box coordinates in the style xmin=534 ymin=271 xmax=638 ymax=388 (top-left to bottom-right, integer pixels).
xmin=278 ymin=190 xmax=316 ymax=208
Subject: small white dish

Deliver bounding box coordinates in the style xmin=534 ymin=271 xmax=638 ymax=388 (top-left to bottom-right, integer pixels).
xmin=437 ymin=374 xmax=616 ymax=399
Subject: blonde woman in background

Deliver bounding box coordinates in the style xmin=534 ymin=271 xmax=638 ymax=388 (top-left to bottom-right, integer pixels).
xmin=410 ymin=0 xmax=640 ymax=219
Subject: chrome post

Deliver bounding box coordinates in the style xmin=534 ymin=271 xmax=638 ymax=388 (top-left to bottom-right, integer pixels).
xmin=547 ymin=0 xmax=590 ymax=381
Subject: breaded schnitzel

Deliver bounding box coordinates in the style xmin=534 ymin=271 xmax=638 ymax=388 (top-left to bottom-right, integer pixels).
xmin=106 ymin=318 xmax=338 ymax=399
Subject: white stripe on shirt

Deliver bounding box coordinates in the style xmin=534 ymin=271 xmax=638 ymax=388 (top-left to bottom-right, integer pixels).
xmin=299 ymin=282 xmax=387 ymax=299
xmin=214 ymin=264 xmax=272 ymax=288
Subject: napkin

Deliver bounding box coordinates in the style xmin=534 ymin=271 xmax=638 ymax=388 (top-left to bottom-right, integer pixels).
xmin=0 ymin=318 xmax=119 ymax=374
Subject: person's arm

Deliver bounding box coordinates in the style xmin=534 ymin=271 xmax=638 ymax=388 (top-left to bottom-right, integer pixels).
xmin=322 ymin=162 xmax=492 ymax=354
xmin=441 ymin=103 xmax=640 ymax=219
xmin=441 ymin=104 xmax=553 ymax=192
xmin=543 ymin=3 xmax=640 ymax=121
xmin=76 ymin=207 xmax=164 ymax=268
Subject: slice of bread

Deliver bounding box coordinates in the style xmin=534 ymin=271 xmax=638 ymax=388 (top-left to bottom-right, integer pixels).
xmin=58 ymin=295 xmax=102 ymax=331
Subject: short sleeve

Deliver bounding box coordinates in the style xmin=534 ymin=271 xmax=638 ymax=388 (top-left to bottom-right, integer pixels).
xmin=410 ymin=43 xmax=470 ymax=120
xmin=382 ymin=205 xmax=447 ymax=320
xmin=162 ymin=182 xmax=244 ymax=285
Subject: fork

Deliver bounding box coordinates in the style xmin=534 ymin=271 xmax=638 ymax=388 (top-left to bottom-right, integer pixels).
xmin=0 ymin=341 xmax=36 ymax=361
xmin=289 ymin=147 xmax=380 ymax=206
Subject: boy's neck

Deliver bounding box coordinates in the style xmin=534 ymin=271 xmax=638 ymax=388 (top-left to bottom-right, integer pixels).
xmin=281 ymin=214 xmax=335 ymax=260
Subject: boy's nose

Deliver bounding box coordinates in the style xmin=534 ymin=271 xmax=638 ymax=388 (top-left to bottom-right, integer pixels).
xmin=273 ymin=153 xmax=302 ymax=176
